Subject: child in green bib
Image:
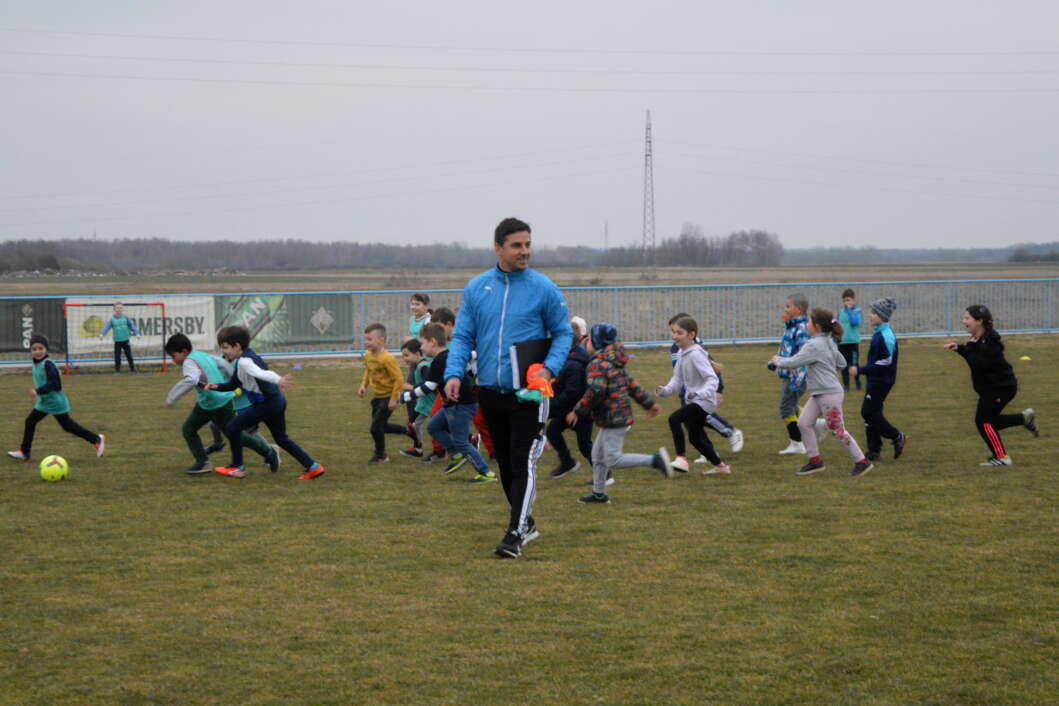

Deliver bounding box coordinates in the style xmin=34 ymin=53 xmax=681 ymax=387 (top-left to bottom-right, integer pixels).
xmin=164 ymin=334 xmax=278 ymax=475
xmin=99 ymin=302 xmax=139 ymax=373
xmin=7 ymin=335 xmax=105 ymax=461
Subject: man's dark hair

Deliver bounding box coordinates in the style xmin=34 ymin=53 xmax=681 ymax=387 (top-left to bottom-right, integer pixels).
xmin=420 ymin=323 xmax=447 ymax=346
xmin=401 ymin=338 xmax=422 ymax=354
xmin=494 ymin=217 xmax=531 ymax=246
xmin=432 ymin=307 xmax=456 ymax=326
xmin=164 ymin=333 xmax=193 ymax=355
xmin=217 ymin=325 xmax=251 ymax=350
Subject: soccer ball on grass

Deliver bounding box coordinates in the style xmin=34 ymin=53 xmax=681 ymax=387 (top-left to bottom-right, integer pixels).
xmin=40 ymin=455 xmax=69 ymax=482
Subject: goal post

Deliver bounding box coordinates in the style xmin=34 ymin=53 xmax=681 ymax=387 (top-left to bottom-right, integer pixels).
xmin=62 ymin=302 xmax=168 ymax=374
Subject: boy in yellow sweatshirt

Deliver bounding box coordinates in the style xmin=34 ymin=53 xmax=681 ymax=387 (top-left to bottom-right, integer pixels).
xmin=357 ymin=323 xmax=416 ymax=462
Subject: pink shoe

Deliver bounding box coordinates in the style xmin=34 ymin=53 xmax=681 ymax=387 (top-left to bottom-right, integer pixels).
xmin=703 ymin=462 xmax=732 ymax=476
xmin=214 ymin=465 xmax=246 ymax=478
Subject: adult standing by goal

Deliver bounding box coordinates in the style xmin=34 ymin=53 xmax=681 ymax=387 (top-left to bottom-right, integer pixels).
xmin=444 ymin=217 xmax=573 ymax=559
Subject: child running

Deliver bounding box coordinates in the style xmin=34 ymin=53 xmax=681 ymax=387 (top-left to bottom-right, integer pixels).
xmin=398 ymin=338 xmax=432 ymax=458
xmin=402 ymin=293 xmax=433 ymax=428
xmin=164 ymin=333 xmax=279 ymax=475
xmin=850 ymin=297 xmax=907 ymax=462
xmin=666 ymin=312 xmax=744 ymax=466
xmin=359 ymin=323 xmax=417 ymax=463
xmin=8 ymin=334 xmax=106 ymax=462
xmin=770 ymin=309 xmax=874 ymax=477
xmin=656 ymin=315 xmax=731 ymax=476
xmin=99 ymin=302 xmax=139 ymax=373
xmin=206 ymin=326 xmax=324 ymax=480
xmin=775 ymin=293 xmax=811 ymax=455
xmin=402 ymin=323 xmax=496 ymax=483
xmin=943 ymin=304 xmax=1039 ymax=466
xmin=546 ymin=316 xmax=594 ymax=478
xmin=837 ymin=288 xmax=863 ymax=391
xmin=567 ymin=323 xmax=671 ymax=505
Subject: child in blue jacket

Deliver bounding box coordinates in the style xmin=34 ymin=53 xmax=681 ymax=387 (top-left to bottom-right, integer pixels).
xmin=99 ymin=302 xmax=139 ymax=373
xmin=838 ymin=288 xmax=862 ymax=391
xmin=851 ymin=297 xmax=907 ymax=462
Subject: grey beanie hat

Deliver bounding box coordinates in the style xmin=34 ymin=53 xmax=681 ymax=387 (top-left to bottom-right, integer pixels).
xmin=871 ymin=297 xmax=897 ymax=322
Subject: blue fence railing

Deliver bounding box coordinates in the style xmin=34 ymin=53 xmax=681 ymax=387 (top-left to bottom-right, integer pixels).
xmin=1 ymin=278 xmax=1056 ymax=367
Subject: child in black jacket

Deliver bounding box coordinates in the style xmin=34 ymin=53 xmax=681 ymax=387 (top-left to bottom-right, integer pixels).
xmin=546 ymin=316 xmax=594 ymax=478
xmin=944 ymin=305 xmax=1039 ymax=466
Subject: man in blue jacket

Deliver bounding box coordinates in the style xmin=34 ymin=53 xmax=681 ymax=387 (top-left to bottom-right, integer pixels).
xmin=444 ymin=217 xmax=573 ymax=558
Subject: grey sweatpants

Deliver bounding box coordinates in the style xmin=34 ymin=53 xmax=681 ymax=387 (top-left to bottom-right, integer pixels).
xmin=591 ymin=426 xmax=656 ymax=494
xmin=778 ymin=381 xmax=804 ymax=421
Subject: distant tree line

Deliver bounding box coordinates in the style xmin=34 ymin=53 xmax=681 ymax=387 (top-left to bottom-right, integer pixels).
xmin=1010 ymin=244 xmax=1059 ymax=262
xmin=0 ymin=228 xmax=784 ymax=273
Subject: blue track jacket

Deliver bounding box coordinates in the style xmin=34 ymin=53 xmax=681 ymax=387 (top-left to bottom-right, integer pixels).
xmin=445 ymin=264 xmax=573 ymax=392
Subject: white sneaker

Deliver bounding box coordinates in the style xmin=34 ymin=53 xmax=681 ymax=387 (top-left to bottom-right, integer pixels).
xmin=728 ymin=429 xmax=744 ymax=453
xmin=980 ymin=456 xmax=1013 ymax=467
xmin=7 ymin=450 xmax=28 ymax=461
xmin=671 ymin=456 xmax=690 ymax=473
xmin=95 ymin=434 xmax=106 ymax=457
xmin=778 ymin=440 xmax=806 ymax=455
xmin=693 ymin=456 xmax=708 ymax=464
xmin=704 ymin=462 xmax=732 ymax=476
xmin=813 ymin=418 xmax=828 ymax=440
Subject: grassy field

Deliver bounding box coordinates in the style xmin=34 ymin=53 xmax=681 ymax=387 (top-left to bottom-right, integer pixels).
xmin=2 ymin=262 xmax=1057 ymax=295
xmin=1 ymin=338 xmax=1056 ymax=705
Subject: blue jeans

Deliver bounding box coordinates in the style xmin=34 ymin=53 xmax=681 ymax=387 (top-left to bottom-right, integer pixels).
xmin=428 ymin=403 xmax=489 ymax=474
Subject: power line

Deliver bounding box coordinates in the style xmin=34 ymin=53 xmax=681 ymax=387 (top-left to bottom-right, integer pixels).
xmin=0 ymin=152 xmax=632 ymax=214
xmin=4 ymin=26 xmax=1059 ymax=56
xmin=668 ymin=140 xmax=1059 ymax=181
xmin=5 ymin=49 xmax=1059 ymax=77
xmin=4 ymin=69 xmax=1059 ymax=94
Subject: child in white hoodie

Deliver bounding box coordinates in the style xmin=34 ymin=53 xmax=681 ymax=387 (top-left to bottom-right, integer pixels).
xmin=770 ymin=308 xmax=873 ymax=478
xmin=656 ymin=316 xmax=731 ymax=476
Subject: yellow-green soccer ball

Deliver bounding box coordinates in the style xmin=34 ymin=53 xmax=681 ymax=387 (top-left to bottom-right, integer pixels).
xmin=40 ymin=455 xmax=69 ymax=482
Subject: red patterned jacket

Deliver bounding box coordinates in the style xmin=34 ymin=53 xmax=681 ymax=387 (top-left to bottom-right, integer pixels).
xmin=572 ymin=343 xmax=655 ymax=428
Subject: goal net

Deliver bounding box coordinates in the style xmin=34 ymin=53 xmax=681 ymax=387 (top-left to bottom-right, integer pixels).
xmin=63 ymin=302 xmax=168 ymax=374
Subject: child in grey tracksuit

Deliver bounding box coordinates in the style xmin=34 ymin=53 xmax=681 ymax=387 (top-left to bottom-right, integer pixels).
xmin=771 ymin=308 xmax=873 ymax=477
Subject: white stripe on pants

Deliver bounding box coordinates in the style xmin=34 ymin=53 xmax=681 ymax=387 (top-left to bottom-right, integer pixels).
xmin=591 ymin=426 xmax=656 ymax=494
xmin=797 ymin=392 xmax=865 ymax=461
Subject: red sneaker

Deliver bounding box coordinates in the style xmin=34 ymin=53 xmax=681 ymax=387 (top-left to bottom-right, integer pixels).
xmin=214 ymin=465 xmax=246 ymax=478
xmin=298 ymin=463 xmax=325 ymax=480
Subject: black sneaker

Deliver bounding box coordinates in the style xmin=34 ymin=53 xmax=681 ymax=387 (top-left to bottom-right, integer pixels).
xmin=495 ymin=531 xmax=522 ymax=558
xmin=892 ymin=433 xmax=907 ymax=460
xmin=203 ymin=441 xmax=226 ymax=456
xmin=796 ymin=459 xmax=826 ymax=476
xmin=1023 ymin=409 xmax=1039 ymax=437
xmin=369 ymin=455 xmax=390 ymax=464
xmin=549 ymin=459 xmax=580 ymax=479
xmin=865 ymin=451 xmax=881 ymax=462
xmin=420 ymin=451 xmax=445 ymax=464
xmin=653 ymin=448 xmax=674 ymax=479
xmin=399 ymin=447 xmax=424 ymax=458
xmin=578 ymin=492 xmax=611 ymax=504
xmin=267 ymin=445 xmax=281 ymax=473
xmin=184 ymin=461 xmax=209 ymax=474
xmin=851 ymin=459 xmax=874 ymax=477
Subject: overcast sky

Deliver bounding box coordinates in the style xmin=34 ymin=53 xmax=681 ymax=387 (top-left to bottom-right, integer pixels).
xmin=2 ymin=1 xmax=1058 ymax=250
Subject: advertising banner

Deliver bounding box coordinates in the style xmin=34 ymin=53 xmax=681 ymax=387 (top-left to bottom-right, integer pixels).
xmin=215 ymin=294 xmax=352 ymax=348
xmin=0 ymin=299 xmax=66 ymax=353
xmin=66 ymin=296 xmax=216 ymax=355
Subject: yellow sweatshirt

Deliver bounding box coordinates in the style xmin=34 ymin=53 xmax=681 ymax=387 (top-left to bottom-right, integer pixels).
xmin=362 ymin=349 xmax=404 ymax=400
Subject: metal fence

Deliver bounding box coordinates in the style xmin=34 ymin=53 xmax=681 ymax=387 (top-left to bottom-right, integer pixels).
xmin=1 ymin=278 xmax=1056 ymax=367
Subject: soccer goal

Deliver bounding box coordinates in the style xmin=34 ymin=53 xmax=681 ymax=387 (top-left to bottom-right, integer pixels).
xmin=62 ymin=302 xmax=168 ymax=374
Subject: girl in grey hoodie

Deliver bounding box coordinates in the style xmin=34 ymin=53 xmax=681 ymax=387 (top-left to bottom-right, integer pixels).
xmin=770 ymin=309 xmax=873 ymax=478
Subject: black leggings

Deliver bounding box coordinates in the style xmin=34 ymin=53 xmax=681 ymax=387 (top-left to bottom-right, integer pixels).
xmin=114 ymin=341 xmax=135 ymax=371
xmin=668 ymin=404 xmax=720 ymax=465
xmin=21 ymin=409 xmax=99 ymax=456
xmin=975 ymin=386 xmax=1023 ymax=458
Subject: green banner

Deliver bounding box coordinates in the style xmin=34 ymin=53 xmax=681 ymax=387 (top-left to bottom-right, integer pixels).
xmin=214 ymin=294 xmax=352 ymax=348
xmin=0 ymin=299 xmax=65 ymax=353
